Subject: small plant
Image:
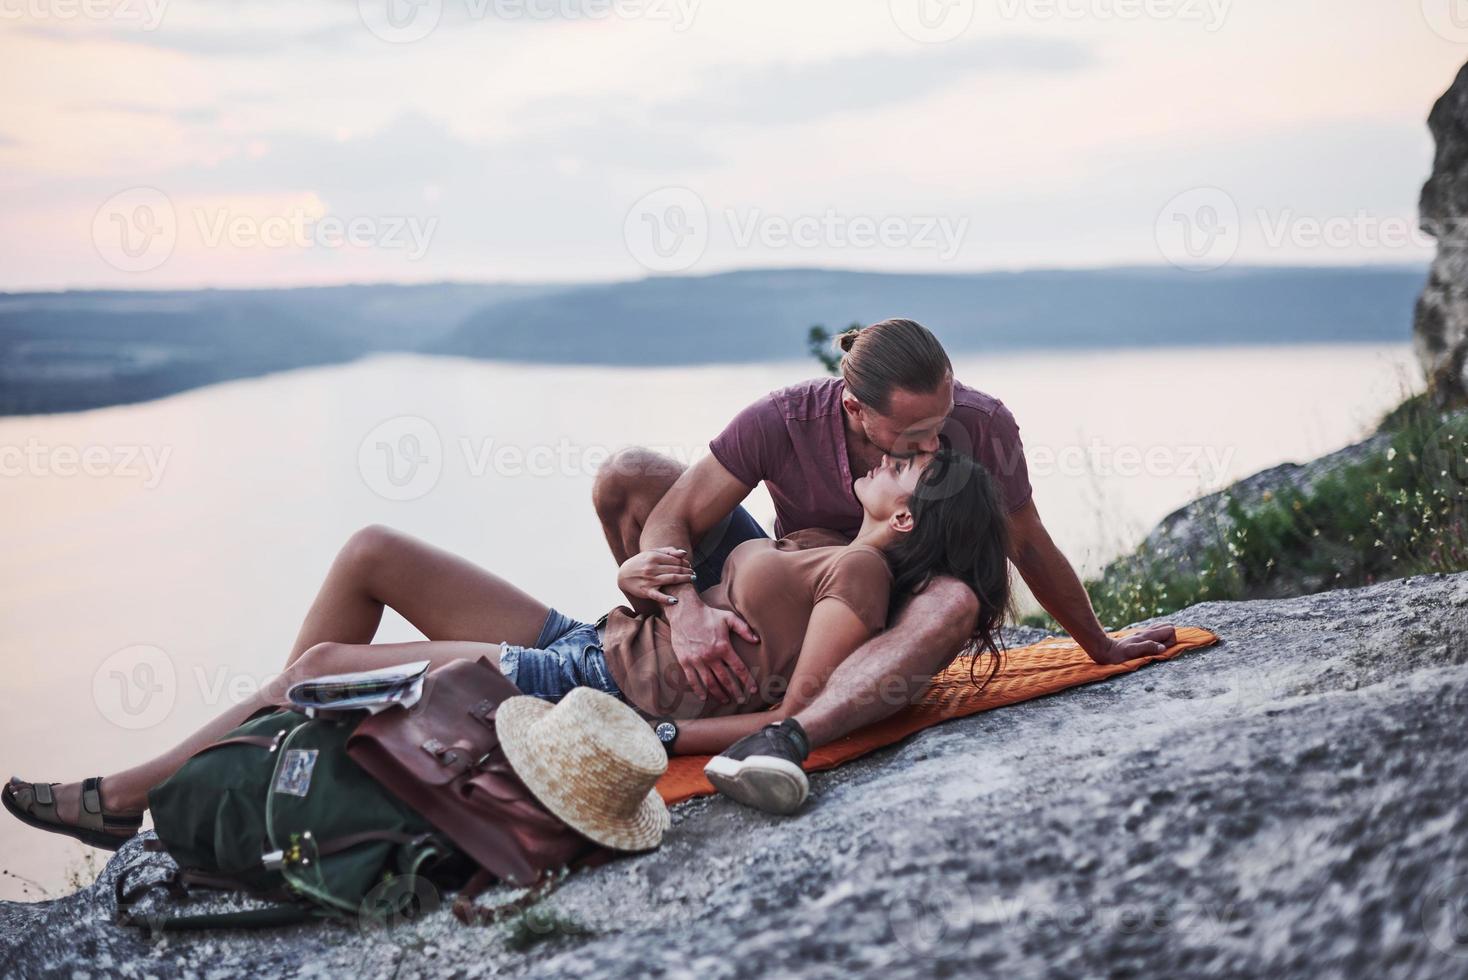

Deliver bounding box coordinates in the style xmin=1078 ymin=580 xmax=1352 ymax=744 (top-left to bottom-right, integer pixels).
xmin=807 ymin=322 xmax=861 ymax=375
xmin=501 ymin=906 xmax=594 ymax=952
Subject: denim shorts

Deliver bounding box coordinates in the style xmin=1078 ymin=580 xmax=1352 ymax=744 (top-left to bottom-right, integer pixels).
xmin=498 ymin=608 xmax=625 ymax=703
xmin=692 ymin=504 xmax=769 ymax=591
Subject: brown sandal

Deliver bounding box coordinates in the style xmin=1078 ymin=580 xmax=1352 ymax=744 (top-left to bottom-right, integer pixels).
xmin=3 ymin=776 xmax=142 ymax=851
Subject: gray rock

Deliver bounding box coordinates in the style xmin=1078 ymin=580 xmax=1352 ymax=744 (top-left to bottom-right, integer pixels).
xmin=1416 ymin=60 xmax=1468 ymax=407
xmin=3 ymin=572 xmax=1467 ymax=978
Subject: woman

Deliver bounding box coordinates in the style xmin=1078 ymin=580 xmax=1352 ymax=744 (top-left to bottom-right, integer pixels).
xmin=4 ymin=448 xmax=1011 ymax=850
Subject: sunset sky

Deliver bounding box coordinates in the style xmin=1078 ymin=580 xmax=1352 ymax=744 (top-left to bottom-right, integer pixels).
xmin=1 ymin=0 xmax=1464 ymax=289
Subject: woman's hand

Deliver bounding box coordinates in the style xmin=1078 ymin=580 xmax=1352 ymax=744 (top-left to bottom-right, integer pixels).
xmin=617 ymin=547 xmax=696 ymax=608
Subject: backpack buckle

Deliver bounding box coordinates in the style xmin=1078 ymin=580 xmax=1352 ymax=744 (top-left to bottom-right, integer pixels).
xmin=422 ymin=738 xmax=464 ymax=769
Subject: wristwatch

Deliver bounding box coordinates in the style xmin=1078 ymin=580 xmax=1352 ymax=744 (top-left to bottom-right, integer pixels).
xmin=654 ymin=720 xmax=679 ymax=757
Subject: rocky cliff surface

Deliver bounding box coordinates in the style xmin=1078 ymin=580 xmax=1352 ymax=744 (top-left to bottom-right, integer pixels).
xmin=2 ymin=573 xmax=1466 ymax=978
xmin=1416 ymin=61 xmax=1468 ymax=407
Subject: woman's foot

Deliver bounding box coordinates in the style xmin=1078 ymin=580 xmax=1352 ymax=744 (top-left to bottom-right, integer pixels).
xmin=3 ymin=776 xmax=143 ymax=850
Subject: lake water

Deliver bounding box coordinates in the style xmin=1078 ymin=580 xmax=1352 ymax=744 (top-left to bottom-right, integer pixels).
xmin=0 ymin=344 xmax=1420 ymax=900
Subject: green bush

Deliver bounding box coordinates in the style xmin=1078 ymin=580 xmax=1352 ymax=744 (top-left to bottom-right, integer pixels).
xmin=1041 ymin=399 xmax=1468 ymax=630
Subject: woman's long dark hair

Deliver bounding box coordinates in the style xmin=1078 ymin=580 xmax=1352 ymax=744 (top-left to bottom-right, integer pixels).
xmin=884 ymin=447 xmax=1014 ymax=690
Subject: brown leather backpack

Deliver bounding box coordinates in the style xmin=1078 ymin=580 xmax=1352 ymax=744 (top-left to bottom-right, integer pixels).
xmin=345 ymin=656 xmax=611 ymax=922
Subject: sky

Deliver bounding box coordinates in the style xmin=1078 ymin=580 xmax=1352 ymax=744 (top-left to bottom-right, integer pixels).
xmin=0 ymin=0 xmax=1465 ymax=289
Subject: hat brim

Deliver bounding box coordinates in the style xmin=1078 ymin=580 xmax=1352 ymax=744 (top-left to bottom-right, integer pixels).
xmin=496 ymin=696 xmax=670 ymax=852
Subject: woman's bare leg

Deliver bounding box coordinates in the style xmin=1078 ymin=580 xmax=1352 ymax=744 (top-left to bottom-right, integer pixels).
xmin=42 ymin=639 xmax=502 ymax=826
xmin=286 ymin=525 xmax=553 ymax=666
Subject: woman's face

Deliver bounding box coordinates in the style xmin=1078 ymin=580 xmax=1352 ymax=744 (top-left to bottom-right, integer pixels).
xmin=854 ymin=452 xmax=930 ymax=522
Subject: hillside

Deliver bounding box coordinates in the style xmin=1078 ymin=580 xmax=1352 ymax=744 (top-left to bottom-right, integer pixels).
xmin=1 ymin=266 xmax=1426 ymax=414
xmin=433 ymin=266 xmax=1425 ymax=364
xmin=3 ymin=573 xmax=1465 ymax=977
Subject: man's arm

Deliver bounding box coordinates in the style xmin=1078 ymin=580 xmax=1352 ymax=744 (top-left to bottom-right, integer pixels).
xmin=672 ymin=596 xmax=872 ymax=755
xmin=638 ymin=454 xmax=762 ymax=703
xmin=1005 ymin=499 xmax=1177 ymax=664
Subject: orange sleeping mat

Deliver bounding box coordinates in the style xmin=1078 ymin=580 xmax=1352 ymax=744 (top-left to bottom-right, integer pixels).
xmin=655 ymin=625 xmax=1220 ymax=805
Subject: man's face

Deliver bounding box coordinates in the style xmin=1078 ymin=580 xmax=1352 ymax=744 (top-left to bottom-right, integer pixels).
xmin=850 ymin=376 xmax=955 ymax=457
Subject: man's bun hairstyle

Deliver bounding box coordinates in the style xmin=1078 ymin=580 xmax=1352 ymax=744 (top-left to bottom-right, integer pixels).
xmin=836 ymin=318 xmax=952 ymax=414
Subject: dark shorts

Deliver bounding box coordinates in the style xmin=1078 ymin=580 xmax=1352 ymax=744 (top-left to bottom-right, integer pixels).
xmin=498 ymin=608 xmax=624 ymax=703
xmin=691 ymin=504 xmax=769 ymax=591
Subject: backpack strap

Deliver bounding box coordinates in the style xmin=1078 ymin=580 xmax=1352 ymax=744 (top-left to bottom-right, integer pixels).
xmin=451 ymin=866 xmax=568 ymax=926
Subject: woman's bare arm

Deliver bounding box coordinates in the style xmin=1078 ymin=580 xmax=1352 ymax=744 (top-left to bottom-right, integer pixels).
xmin=672 ymin=597 xmax=873 ymax=755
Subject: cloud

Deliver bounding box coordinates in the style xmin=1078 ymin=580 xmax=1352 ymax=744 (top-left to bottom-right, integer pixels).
xmin=70 ymin=101 xmax=223 ymax=125
xmin=661 ymin=37 xmax=1097 ymax=125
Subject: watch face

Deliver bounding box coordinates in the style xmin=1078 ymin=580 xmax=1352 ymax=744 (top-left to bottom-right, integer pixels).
xmin=655 ymin=722 xmax=677 ymax=743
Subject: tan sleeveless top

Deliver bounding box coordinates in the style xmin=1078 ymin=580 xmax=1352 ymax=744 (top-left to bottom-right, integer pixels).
xmin=601 ymin=532 xmax=893 ymax=719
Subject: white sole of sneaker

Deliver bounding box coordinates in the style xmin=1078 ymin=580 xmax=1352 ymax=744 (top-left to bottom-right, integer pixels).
xmin=703 ymin=754 xmax=809 ymax=815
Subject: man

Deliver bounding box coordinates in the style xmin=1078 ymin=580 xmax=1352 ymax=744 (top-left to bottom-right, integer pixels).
xmin=593 ymin=318 xmax=1177 ymax=813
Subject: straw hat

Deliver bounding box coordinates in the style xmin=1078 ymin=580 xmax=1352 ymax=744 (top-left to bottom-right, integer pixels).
xmin=496 ymin=687 xmax=670 ymax=851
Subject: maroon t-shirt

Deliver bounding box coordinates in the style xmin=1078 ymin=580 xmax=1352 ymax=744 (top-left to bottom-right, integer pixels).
xmin=708 ymin=377 xmax=1032 ymax=540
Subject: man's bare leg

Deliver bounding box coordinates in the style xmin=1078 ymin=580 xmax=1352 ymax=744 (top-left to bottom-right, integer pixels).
xmin=591 ymin=447 xmax=686 ymax=566
xmin=792 ymin=577 xmax=980 ymax=746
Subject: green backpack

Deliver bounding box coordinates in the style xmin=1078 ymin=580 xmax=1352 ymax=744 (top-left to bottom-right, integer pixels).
xmin=118 ymin=707 xmax=463 ymax=931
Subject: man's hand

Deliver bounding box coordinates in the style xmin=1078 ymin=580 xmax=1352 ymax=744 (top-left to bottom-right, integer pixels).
xmin=617 ymin=547 xmax=695 ymax=607
xmin=667 ymin=599 xmax=760 ymax=704
xmin=1087 ymin=624 xmax=1178 ymax=665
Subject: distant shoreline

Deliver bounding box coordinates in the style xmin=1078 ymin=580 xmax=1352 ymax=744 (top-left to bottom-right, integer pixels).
xmin=1 ymin=266 xmax=1427 ymax=415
